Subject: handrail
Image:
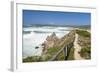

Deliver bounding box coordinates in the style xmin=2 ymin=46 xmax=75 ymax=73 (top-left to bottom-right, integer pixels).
xmin=49 ymin=46 xmax=65 ymax=61
xmin=49 ymin=42 xmax=74 ymax=61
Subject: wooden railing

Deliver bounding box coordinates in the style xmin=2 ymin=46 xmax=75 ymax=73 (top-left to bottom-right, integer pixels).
xmin=49 ymin=30 xmax=75 ymax=61
xmin=50 ymin=42 xmax=74 ymax=61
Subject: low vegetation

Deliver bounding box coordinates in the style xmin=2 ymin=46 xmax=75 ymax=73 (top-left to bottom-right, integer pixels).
xmin=80 ymin=47 xmax=91 ymax=59
xmin=76 ymin=29 xmax=91 ymax=59
xmin=76 ymin=29 xmax=90 ymax=37
xmin=23 ymin=56 xmax=43 ymax=62
xmin=43 ymin=47 xmax=60 ymax=61
xmin=67 ymin=48 xmax=74 ymax=60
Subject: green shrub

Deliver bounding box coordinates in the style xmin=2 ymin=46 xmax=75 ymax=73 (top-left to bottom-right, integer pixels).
xmin=80 ymin=47 xmax=91 ymax=59
xmin=67 ymin=48 xmax=74 ymax=60
xmin=47 ymin=47 xmax=59 ymax=55
xmin=23 ymin=56 xmax=42 ymax=62
xmin=57 ymin=51 xmax=64 ymax=60
xmin=76 ymin=30 xmax=90 ymax=37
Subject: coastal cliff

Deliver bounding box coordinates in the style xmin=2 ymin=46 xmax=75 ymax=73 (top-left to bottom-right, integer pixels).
xmin=23 ymin=29 xmax=91 ymax=62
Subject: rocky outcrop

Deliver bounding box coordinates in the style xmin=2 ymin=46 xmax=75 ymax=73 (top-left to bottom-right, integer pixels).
xmin=42 ymin=32 xmax=59 ymax=53
xmin=42 ymin=30 xmax=76 ymax=54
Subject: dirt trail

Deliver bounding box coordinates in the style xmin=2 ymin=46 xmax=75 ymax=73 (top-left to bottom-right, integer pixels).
xmin=74 ymin=34 xmax=84 ymax=60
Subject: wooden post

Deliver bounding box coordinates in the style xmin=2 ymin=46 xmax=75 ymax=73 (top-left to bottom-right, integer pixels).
xmin=63 ymin=46 xmax=67 ymax=60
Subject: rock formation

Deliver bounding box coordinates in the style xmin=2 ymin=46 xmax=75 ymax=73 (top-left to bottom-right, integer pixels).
xmin=42 ymin=32 xmax=59 ymax=54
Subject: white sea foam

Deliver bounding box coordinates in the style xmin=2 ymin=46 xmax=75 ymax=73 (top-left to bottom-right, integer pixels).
xmin=23 ymin=26 xmax=71 ymax=58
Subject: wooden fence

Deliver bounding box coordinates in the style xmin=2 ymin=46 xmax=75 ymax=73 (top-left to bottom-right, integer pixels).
xmin=50 ymin=42 xmax=74 ymax=61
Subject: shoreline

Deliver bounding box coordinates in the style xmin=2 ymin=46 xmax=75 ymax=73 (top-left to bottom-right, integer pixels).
xmin=22 ymin=27 xmax=91 ymax=62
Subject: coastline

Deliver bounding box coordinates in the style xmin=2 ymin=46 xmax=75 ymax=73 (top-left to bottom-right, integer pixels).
xmin=23 ymin=28 xmax=91 ymax=62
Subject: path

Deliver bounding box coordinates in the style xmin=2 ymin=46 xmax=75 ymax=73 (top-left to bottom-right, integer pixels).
xmin=74 ymin=34 xmax=84 ymax=60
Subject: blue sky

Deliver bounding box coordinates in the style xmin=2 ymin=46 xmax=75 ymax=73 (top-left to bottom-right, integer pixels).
xmin=23 ymin=10 xmax=91 ymax=26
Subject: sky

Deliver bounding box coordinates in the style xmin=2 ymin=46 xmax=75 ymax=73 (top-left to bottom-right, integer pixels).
xmin=23 ymin=10 xmax=91 ymax=26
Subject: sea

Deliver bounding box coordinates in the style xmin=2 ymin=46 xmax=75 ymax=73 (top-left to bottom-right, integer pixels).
xmin=23 ymin=25 xmax=73 ymax=58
